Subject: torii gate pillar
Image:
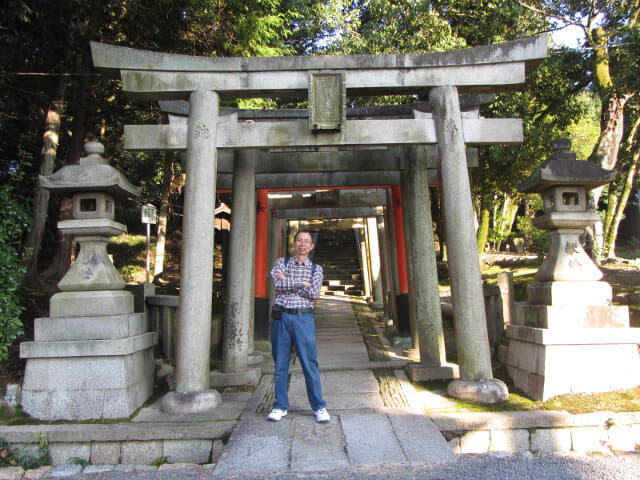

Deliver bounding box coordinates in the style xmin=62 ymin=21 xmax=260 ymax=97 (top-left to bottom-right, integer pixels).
xmin=431 ymin=86 xmax=508 ymax=403
xmin=162 ymin=90 xmax=222 ymax=413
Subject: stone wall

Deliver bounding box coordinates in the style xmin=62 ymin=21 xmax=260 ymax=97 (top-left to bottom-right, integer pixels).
xmin=431 ymin=411 xmax=640 ymax=455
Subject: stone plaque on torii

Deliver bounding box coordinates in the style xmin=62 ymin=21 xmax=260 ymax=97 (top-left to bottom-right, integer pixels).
xmin=91 ymin=36 xmax=548 ymax=411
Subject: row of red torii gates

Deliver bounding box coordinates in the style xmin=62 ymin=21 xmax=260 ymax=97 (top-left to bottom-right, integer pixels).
xmin=90 ymin=35 xmax=548 ymax=411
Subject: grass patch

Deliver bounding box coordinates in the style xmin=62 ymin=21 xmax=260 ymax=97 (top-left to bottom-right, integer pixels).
xmin=415 ymin=380 xmax=640 ymax=414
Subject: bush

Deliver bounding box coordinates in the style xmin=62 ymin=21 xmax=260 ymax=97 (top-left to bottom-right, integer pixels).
xmin=0 ymin=183 xmax=30 ymax=361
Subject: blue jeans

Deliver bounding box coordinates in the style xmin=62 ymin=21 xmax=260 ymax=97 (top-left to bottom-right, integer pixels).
xmin=271 ymin=311 xmax=326 ymax=411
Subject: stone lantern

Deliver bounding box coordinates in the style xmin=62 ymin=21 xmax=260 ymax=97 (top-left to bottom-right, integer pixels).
xmin=503 ymin=138 xmax=640 ymax=401
xmin=20 ymin=142 xmax=157 ymax=420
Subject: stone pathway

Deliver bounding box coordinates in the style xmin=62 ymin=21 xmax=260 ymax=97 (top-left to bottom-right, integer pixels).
xmin=214 ymin=297 xmax=456 ymax=475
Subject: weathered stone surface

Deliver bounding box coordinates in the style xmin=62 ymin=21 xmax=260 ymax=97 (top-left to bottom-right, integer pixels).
xmin=530 ymin=429 xmax=571 ymax=453
xmin=459 ymin=430 xmax=490 ymax=454
xmin=506 ymin=328 xmax=640 ymax=401
xmin=22 ymin=466 xmax=51 ymax=480
xmin=388 ymin=413 xmax=456 ymax=464
xmin=0 ymin=467 xmax=24 ymax=480
xmin=49 ymin=290 xmax=134 ymax=318
xmin=515 ymin=304 xmax=630 ymax=329
xmin=21 ymin=348 xmax=154 ymax=420
xmin=50 ymin=442 xmax=91 ymax=466
xmin=168 ymin=90 xmax=220 ymax=413
xmin=82 ymin=465 xmax=115 ymax=474
xmin=607 ymin=426 xmax=636 ymax=452
xmin=90 ymin=442 xmax=121 ymax=465
xmin=120 ymin=441 xmax=162 ymax=465
xmin=571 ymin=427 xmax=609 ymax=454
xmin=161 ymin=390 xmax=222 ymax=415
xmin=448 ymin=379 xmax=509 ymax=404
xmin=20 ymin=333 xmax=155 ymax=358
xmin=222 ymin=150 xmax=255 ymax=374
xmin=490 ymin=429 xmax=530 ymax=453
xmin=209 ymin=368 xmax=260 ymax=388
xmin=431 ymin=85 xmax=496 ymax=392
xmin=0 ymin=421 xmax=236 ymax=443
xmin=163 ymin=440 xmax=212 ymax=464
xmin=47 ymin=464 xmax=83 ymax=478
xmin=341 ymin=414 xmax=405 ymax=465
xmin=58 ymin=238 xmax=126 ymax=291
xmin=214 ymin=419 xmax=290 ymax=475
xmin=34 ymin=313 xmax=146 ymax=342
xmin=290 ymin=416 xmax=348 ymax=472
xmin=527 ymin=281 xmax=611 ymax=306
xmin=405 ymin=363 xmax=459 ymax=382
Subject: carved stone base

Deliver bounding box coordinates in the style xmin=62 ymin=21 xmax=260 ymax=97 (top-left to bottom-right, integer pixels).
xmin=161 ymin=390 xmax=222 ymax=415
xmin=447 ymin=379 xmax=509 ymax=404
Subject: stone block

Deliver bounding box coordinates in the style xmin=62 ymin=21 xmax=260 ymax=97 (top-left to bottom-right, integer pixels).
xmin=49 ymin=442 xmax=90 ymax=465
xmin=530 ymin=429 xmax=571 ymax=453
xmin=211 ymin=440 xmax=224 ymax=463
xmin=35 ymin=313 xmax=146 ymax=341
xmin=121 ymin=441 xmax=162 ymax=465
xmin=209 ymin=368 xmax=261 ymax=388
xmin=571 ymin=427 xmax=609 ymax=453
xmin=527 ymin=281 xmax=611 ymax=307
xmin=0 ymin=467 xmax=24 ymax=480
xmin=607 ymin=426 xmax=636 ymax=452
xmin=163 ymin=440 xmax=212 ymax=464
xmin=515 ymin=304 xmax=629 ymax=329
xmin=290 ymin=416 xmax=348 ymax=472
xmin=490 ymin=429 xmax=530 ymax=453
xmin=21 ymin=348 xmax=154 ymax=420
xmin=447 ymin=438 xmax=461 ymax=455
xmin=388 ymin=413 xmax=456 ymax=464
xmin=50 ymin=290 xmax=134 ymax=318
xmin=91 ymin=442 xmax=121 ymax=464
xmin=341 ymin=414 xmax=405 ymax=465
xmin=459 ymin=430 xmax=490 ymax=454
xmin=82 ymin=465 xmax=115 ymax=474
xmin=23 ymin=466 xmax=51 ymax=480
xmin=47 ymin=464 xmax=84 ymax=478
xmin=20 ymin=332 xmax=155 ymax=359
xmin=405 ymin=363 xmax=459 ymax=382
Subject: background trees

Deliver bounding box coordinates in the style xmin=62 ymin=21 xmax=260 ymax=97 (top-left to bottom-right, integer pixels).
xmin=1 ymin=1 xmax=638 ymax=357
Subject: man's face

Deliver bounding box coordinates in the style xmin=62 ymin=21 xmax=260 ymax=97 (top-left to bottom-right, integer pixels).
xmin=294 ymin=232 xmax=314 ymax=256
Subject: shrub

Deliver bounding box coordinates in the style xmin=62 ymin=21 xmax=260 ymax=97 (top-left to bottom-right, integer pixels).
xmin=0 ymin=183 xmax=30 ymax=361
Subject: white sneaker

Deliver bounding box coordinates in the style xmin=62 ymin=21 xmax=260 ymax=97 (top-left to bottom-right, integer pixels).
xmin=314 ymin=407 xmax=330 ymax=423
xmin=267 ymin=408 xmax=287 ymax=422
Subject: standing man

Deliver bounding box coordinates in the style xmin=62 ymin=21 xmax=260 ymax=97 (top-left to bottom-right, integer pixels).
xmin=268 ymin=230 xmax=330 ymax=423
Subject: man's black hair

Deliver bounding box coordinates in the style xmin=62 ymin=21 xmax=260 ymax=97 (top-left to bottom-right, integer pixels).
xmin=293 ymin=230 xmax=313 ymax=241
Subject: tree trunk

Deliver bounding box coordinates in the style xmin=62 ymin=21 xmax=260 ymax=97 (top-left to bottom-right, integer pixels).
xmin=21 ymin=77 xmax=67 ymax=286
xmin=41 ymin=198 xmax=74 ymax=282
xmin=42 ymin=0 xmax=102 ymax=281
xmin=605 ymin=113 xmax=640 ymax=257
xmin=154 ymin=155 xmax=174 ymax=277
xmin=477 ymin=205 xmax=490 ymax=253
xmin=602 ymin=183 xmax=618 ymax=244
xmin=606 ymin=161 xmax=638 ymax=258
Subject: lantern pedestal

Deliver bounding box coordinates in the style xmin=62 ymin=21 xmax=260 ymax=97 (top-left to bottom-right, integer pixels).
xmin=504 ymin=138 xmax=640 ymax=401
xmin=20 ymin=142 xmax=155 ymax=420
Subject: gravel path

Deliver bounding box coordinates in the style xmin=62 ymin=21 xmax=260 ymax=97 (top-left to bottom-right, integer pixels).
xmin=62 ymin=453 xmax=640 ymax=480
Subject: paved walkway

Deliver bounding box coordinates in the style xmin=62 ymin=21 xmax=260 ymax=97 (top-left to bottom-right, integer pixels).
xmin=213 ymin=297 xmax=455 ymax=476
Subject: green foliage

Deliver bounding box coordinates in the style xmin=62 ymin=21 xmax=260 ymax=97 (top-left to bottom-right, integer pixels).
xmin=0 ymin=433 xmax=51 ymax=469
xmin=0 ymin=182 xmax=30 ymax=361
xmin=515 ymin=196 xmax=551 ymax=254
xmin=333 ymin=0 xmax=466 ymax=55
xmin=150 ymin=456 xmax=169 ymax=467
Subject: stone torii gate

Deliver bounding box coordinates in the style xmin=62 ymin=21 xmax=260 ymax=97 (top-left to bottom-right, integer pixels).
xmin=91 ymin=35 xmax=547 ymax=410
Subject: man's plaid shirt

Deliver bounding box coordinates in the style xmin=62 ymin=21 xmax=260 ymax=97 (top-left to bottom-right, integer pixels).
xmin=271 ymin=256 xmax=323 ymax=309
